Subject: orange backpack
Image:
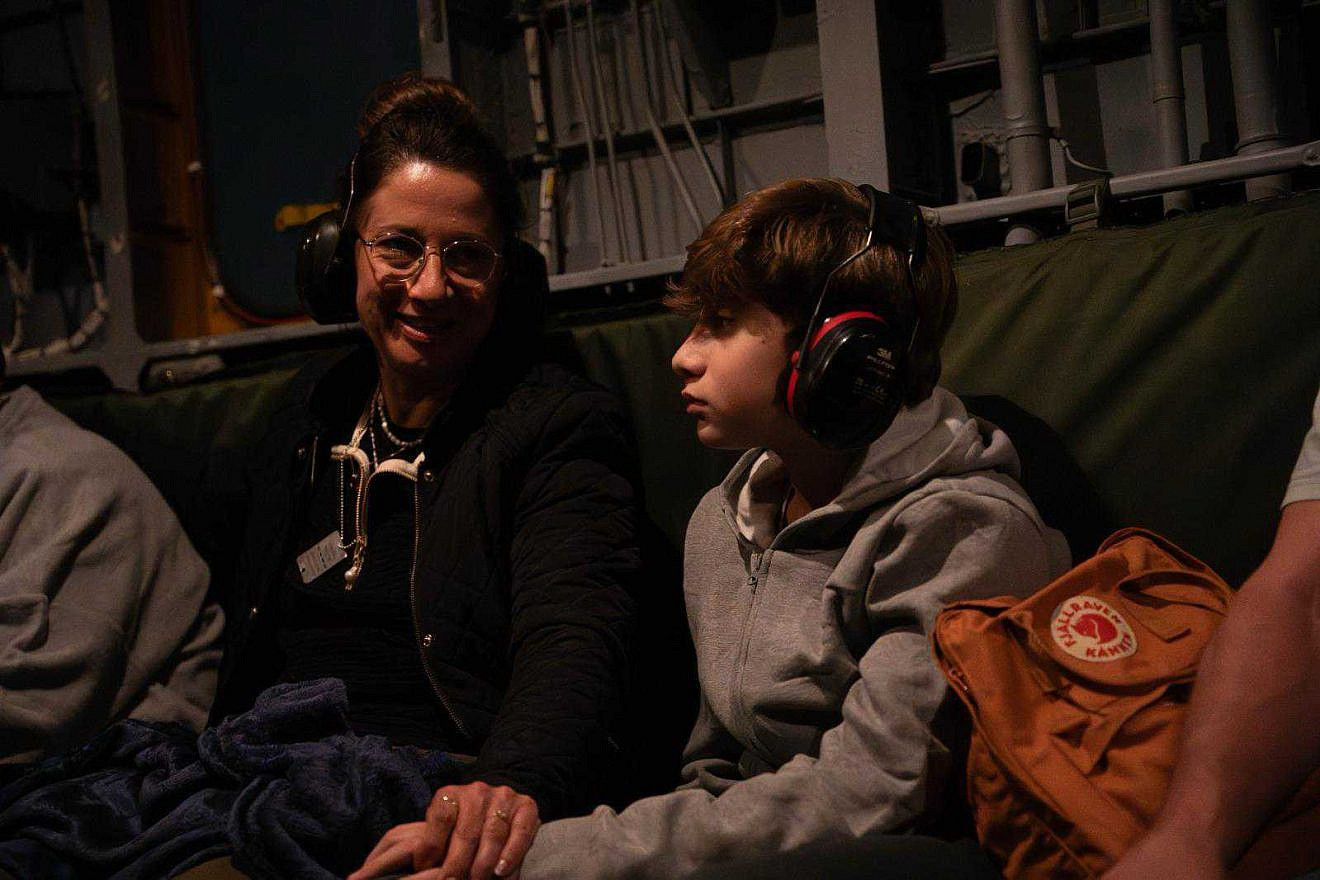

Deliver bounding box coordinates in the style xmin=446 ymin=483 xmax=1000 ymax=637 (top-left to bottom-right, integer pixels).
xmin=932 ymin=527 xmax=1320 ymax=879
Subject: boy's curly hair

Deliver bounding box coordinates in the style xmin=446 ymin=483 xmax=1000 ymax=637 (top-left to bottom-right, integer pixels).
xmin=665 ymin=177 xmax=958 ymax=405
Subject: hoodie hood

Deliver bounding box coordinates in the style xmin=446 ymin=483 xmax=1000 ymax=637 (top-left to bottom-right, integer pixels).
xmin=726 ymin=387 xmax=1021 ymax=548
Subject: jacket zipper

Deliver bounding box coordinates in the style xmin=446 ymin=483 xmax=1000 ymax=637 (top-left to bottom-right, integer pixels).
xmin=736 ymin=552 xmax=763 ymax=696
xmin=308 ymin=435 xmax=320 ymax=490
xmin=410 ymin=476 xmax=472 ymax=741
xmin=733 ymin=549 xmax=770 ymax=754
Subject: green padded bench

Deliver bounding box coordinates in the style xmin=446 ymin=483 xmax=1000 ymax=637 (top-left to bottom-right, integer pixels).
xmin=44 ymin=190 xmax=1320 ymax=599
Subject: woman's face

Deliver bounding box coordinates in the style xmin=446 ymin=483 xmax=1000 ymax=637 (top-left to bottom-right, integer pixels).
xmin=354 ymin=160 xmax=502 ymax=398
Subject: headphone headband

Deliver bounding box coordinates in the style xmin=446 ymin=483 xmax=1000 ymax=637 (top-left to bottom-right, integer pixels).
xmin=795 ymin=184 xmax=927 ymax=372
xmin=342 ymin=149 xmax=359 ymax=231
xmin=294 ymin=135 xmax=369 ymax=324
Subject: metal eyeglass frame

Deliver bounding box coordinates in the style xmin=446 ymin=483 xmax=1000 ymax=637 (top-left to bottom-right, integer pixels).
xmin=358 ymin=232 xmax=503 ymax=288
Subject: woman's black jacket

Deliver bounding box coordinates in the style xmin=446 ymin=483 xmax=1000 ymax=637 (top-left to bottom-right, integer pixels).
xmin=211 ymin=344 xmax=642 ymax=820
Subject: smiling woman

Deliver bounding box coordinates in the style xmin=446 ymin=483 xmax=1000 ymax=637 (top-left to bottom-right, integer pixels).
xmin=353 ymin=161 xmax=502 ymax=427
xmin=0 ymin=73 xmax=642 ymax=880
xmin=196 ymin=74 xmax=645 ymax=878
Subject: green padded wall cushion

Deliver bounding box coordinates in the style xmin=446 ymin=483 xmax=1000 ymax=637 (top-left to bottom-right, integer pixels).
xmin=944 ymin=191 xmax=1320 ymax=582
xmin=566 ymin=316 xmax=738 ymax=549
xmin=563 ymin=193 xmax=1320 ymax=581
xmin=40 ymin=190 xmax=1320 ymax=590
xmin=53 ymin=366 xmax=303 ymax=595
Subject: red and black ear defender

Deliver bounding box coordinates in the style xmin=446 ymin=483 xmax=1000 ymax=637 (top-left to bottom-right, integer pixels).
xmin=295 ymin=152 xmax=361 ymax=324
xmin=784 ymin=184 xmax=928 ymax=449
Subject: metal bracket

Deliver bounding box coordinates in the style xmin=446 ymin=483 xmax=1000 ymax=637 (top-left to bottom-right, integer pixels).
xmin=1065 ymin=178 xmax=1113 ymax=231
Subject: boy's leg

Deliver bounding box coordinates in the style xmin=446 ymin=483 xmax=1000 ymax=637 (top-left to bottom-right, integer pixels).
xmin=692 ymin=834 xmax=1000 ymax=880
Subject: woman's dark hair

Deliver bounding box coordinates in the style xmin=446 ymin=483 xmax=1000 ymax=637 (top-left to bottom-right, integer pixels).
xmin=343 ymin=73 xmax=523 ymax=244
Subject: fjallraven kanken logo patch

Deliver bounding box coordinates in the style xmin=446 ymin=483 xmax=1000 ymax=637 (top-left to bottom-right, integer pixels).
xmin=1050 ymin=595 xmax=1137 ymax=662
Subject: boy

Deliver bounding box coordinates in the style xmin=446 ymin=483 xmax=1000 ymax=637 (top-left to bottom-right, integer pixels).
xmin=355 ymin=178 xmax=1070 ymax=880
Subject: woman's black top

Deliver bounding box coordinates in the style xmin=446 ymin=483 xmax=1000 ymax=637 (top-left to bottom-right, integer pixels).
xmin=213 ymin=346 xmax=643 ymax=819
xmin=276 ymin=418 xmax=454 ymax=751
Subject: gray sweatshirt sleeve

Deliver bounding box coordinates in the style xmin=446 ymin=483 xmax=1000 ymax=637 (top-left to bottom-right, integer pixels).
xmin=675 ymin=694 xmax=743 ymax=793
xmin=521 ymin=490 xmax=1064 ymax=879
xmin=0 ymin=396 xmax=222 ymax=763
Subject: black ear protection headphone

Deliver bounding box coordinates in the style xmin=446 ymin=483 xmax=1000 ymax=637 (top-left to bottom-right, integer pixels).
xmin=784 ymin=183 xmax=928 ymax=450
xmin=295 ymin=151 xmax=361 ymax=324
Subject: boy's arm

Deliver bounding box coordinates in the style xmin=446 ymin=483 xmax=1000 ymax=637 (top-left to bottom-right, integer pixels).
xmin=1105 ymin=500 xmax=1320 ymax=880
xmin=518 ymin=492 xmax=1061 ymax=879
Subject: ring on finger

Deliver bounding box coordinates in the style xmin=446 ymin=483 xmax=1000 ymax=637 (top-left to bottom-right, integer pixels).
xmin=492 ymin=807 xmax=511 ymax=823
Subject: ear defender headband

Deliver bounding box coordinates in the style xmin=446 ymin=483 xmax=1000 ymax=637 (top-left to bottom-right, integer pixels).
xmin=784 ymin=183 xmax=928 ymax=449
xmin=296 ymin=151 xmax=361 ymax=324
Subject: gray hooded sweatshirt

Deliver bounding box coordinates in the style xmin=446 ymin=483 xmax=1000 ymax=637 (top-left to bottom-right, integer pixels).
xmin=523 ymin=387 xmax=1071 ymax=878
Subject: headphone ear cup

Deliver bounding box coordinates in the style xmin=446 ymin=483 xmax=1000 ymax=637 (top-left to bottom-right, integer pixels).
xmin=296 ymin=210 xmax=358 ymax=324
xmin=790 ymin=313 xmax=906 ymax=449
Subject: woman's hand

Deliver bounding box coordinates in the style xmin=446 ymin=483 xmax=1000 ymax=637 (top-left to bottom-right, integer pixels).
xmin=349 ymin=781 xmax=540 ymax=880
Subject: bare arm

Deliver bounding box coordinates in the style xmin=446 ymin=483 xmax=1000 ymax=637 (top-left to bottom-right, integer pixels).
xmin=1106 ymin=500 xmax=1320 ymax=879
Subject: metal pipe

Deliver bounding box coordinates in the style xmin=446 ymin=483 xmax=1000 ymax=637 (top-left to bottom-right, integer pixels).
xmin=610 ymin=17 xmax=649 ymax=260
xmin=816 ymin=0 xmax=890 ymax=187
xmin=994 ymin=0 xmax=1053 ymax=244
xmin=562 ymin=0 xmax=610 ymax=265
xmin=523 ymin=20 xmax=553 ymax=160
xmin=584 ymin=0 xmax=632 ymax=261
xmin=78 ymin=0 xmax=145 ymax=389
xmin=716 ymin=119 xmax=736 ymax=208
xmin=653 ymin=2 xmax=725 ymax=206
xmin=549 ymin=253 xmax=687 ymax=292
xmin=628 ymin=0 xmax=702 ymax=229
xmin=522 ymin=18 xmax=558 ymax=265
xmin=695 ymin=91 xmax=823 ymax=124
xmin=1227 ymin=0 xmax=1290 ymax=200
xmin=1148 ymin=0 xmax=1193 ymax=216
xmin=417 ymin=0 xmax=452 ymax=79
xmin=932 ymin=138 xmax=1319 ymax=227
xmin=543 ymin=91 xmax=823 ymax=156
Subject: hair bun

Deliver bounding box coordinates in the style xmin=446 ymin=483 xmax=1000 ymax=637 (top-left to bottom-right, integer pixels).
xmin=356 ymin=72 xmax=479 ymax=140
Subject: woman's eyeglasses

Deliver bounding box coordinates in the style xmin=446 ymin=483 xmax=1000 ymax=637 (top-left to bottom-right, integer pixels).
xmin=360 ymin=233 xmax=501 ymax=288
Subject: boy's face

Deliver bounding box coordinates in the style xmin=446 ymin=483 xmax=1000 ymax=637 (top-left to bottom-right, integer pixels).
xmin=672 ymin=301 xmax=799 ymax=450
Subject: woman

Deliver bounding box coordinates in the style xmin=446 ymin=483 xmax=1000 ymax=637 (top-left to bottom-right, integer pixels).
xmin=215 ymin=71 xmax=645 ymax=861
xmin=0 ymin=74 xmax=640 ymax=880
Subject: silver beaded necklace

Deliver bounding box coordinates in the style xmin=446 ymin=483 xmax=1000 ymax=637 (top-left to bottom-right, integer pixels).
xmin=374 ymin=388 xmax=424 ymax=451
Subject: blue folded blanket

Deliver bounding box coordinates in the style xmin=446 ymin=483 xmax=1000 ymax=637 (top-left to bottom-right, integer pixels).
xmin=0 ymin=678 xmax=458 ymax=879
